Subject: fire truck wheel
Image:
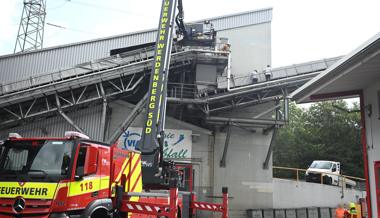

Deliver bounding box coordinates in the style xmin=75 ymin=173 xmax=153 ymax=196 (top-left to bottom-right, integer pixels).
xmin=90 ymin=208 xmax=111 ymax=218
xmin=156 ymin=207 xmax=181 ymax=218
xmin=177 ymin=206 xmax=181 ymax=218
xmin=82 ymin=199 xmax=113 ymax=218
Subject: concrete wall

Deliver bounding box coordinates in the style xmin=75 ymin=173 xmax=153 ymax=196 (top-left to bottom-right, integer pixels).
xmin=273 ymin=179 xmax=366 ymax=208
xmin=213 ymin=127 xmax=273 ymax=215
xmin=218 ymin=22 xmax=271 ymax=77
xmin=364 ymin=80 xmax=380 ymax=218
xmin=212 ymin=102 xmax=275 ymax=217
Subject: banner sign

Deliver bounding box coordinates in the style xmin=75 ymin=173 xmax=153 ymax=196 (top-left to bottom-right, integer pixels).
xmin=118 ymin=127 xmax=192 ymax=160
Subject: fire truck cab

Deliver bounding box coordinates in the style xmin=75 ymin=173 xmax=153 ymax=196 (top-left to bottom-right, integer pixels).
xmin=0 ymin=132 xmax=142 ymax=218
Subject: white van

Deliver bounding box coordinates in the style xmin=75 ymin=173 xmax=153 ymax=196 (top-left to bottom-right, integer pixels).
xmin=305 ymin=160 xmax=356 ymax=188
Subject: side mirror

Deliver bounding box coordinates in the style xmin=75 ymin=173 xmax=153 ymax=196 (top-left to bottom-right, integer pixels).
xmin=84 ymin=146 xmax=98 ymax=175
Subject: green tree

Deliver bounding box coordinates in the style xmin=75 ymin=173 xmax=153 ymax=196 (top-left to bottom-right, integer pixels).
xmin=273 ymin=100 xmax=363 ymax=178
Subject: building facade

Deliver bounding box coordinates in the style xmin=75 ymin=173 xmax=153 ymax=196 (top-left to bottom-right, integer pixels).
xmin=0 ymin=8 xmax=275 ymax=217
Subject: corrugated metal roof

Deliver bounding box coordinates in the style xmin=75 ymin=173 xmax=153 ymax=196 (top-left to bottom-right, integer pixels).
xmin=0 ymin=8 xmax=272 ymax=84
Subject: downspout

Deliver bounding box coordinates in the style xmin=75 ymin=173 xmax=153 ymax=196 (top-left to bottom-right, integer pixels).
xmin=209 ymin=132 xmax=216 ymax=197
xmin=360 ymin=91 xmax=372 ymax=218
xmin=227 ymin=52 xmax=232 ymax=91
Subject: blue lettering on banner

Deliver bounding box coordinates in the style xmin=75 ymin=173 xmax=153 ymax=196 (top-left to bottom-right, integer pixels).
xmin=122 ymin=131 xmax=141 ymax=150
xmin=120 ymin=128 xmax=191 ymax=159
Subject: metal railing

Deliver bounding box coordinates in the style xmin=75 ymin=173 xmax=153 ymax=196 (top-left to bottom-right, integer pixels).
xmin=273 ymin=166 xmax=366 ymax=190
xmin=168 ymin=82 xmax=199 ymax=99
xmin=217 ymin=56 xmax=341 ymax=89
xmin=0 ymin=45 xmax=157 ymax=96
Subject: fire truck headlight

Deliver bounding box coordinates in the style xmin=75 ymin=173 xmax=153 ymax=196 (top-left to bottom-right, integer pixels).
xmin=49 ymin=213 xmax=69 ymax=218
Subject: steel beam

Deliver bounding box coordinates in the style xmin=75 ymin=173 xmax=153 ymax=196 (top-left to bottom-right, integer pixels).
xmin=0 ymin=75 xmax=145 ymax=129
xmin=107 ymin=94 xmax=148 ymax=145
xmin=206 ymin=116 xmax=286 ymax=126
xmin=220 ymin=123 xmax=232 ymax=168
xmin=263 ymin=126 xmax=278 ymax=169
xmin=253 ymin=103 xmax=281 ymax=119
xmin=99 ymin=83 xmax=108 ymax=141
xmin=55 ymin=93 xmax=86 ymax=134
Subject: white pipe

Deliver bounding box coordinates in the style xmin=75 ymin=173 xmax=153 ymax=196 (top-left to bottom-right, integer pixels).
xmin=227 ymin=52 xmax=232 ymax=91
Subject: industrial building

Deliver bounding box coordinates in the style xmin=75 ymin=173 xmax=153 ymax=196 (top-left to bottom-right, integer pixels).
xmin=0 ymin=6 xmax=369 ymax=218
xmin=0 ymin=9 xmax=274 ymax=216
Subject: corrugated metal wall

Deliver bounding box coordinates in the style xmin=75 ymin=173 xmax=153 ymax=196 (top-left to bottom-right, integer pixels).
xmin=0 ymin=8 xmax=272 ymax=84
xmin=0 ymin=105 xmax=103 ymax=141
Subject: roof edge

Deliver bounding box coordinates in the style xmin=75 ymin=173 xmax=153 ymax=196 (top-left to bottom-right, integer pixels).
xmin=0 ymin=7 xmax=273 ymax=60
xmin=290 ymin=31 xmax=380 ymax=103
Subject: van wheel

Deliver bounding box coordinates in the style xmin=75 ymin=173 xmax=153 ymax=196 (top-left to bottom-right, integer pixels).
xmin=323 ymin=176 xmax=332 ymax=185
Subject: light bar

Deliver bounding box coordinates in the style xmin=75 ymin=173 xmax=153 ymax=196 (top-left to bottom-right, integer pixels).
xmin=8 ymin=133 xmax=22 ymax=139
xmin=64 ymin=131 xmax=90 ymax=140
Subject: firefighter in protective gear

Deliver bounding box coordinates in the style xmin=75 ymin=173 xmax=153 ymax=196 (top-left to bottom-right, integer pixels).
xmin=348 ymin=202 xmax=358 ymax=218
xmin=335 ymin=204 xmax=346 ymax=218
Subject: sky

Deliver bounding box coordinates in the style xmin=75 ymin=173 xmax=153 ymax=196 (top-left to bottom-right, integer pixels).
xmin=1 ymin=0 xmax=380 ymax=68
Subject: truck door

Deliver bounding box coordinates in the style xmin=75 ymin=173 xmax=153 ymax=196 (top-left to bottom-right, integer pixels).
xmin=68 ymin=143 xmax=100 ymax=209
xmin=374 ymin=161 xmax=380 ymax=218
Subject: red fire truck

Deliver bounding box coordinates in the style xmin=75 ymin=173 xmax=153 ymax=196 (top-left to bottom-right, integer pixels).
xmin=0 ymin=0 xmax=228 ymax=217
xmin=0 ymin=132 xmax=228 ymax=218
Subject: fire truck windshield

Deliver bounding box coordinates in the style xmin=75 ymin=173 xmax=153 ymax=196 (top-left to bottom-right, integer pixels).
xmin=0 ymin=140 xmax=74 ymax=181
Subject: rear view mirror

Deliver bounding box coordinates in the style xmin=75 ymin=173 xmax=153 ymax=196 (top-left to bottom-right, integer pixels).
xmin=84 ymin=146 xmax=98 ymax=175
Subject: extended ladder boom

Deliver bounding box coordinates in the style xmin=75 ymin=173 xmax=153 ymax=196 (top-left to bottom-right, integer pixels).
xmin=140 ymin=0 xmax=178 ymax=185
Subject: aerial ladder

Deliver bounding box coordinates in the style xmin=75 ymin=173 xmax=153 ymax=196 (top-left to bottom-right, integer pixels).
xmin=114 ymin=0 xmax=228 ymax=217
xmin=133 ymin=0 xmax=216 ymax=187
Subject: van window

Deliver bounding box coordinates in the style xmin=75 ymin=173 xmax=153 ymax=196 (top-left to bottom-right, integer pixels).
xmin=310 ymin=161 xmax=332 ymax=169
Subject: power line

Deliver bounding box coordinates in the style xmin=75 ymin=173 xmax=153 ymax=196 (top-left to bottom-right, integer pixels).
xmin=46 ymin=22 xmax=97 ymax=35
xmin=67 ymin=0 xmax=147 ymax=17
xmin=47 ymin=0 xmax=68 ymax=10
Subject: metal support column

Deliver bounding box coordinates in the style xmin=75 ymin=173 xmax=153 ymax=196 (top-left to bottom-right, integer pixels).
xmin=263 ymin=126 xmax=277 ymax=169
xmin=107 ymin=94 xmax=148 ymax=145
xmin=220 ymin=123 xmax=232 ymax=168
xmin=284 ymin=97 xmax=289 ymax=122
xmin=99 ymin=83 xmax=108 ymax=141
xmin=283 ymin=88 xmax=289 ymax=122
xmin=55 ymin=93 xmax=86 ymax=134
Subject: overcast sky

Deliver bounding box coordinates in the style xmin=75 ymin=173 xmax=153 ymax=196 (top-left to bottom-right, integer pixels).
xmin=1 ymin=0 xmax=379 ymax=68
